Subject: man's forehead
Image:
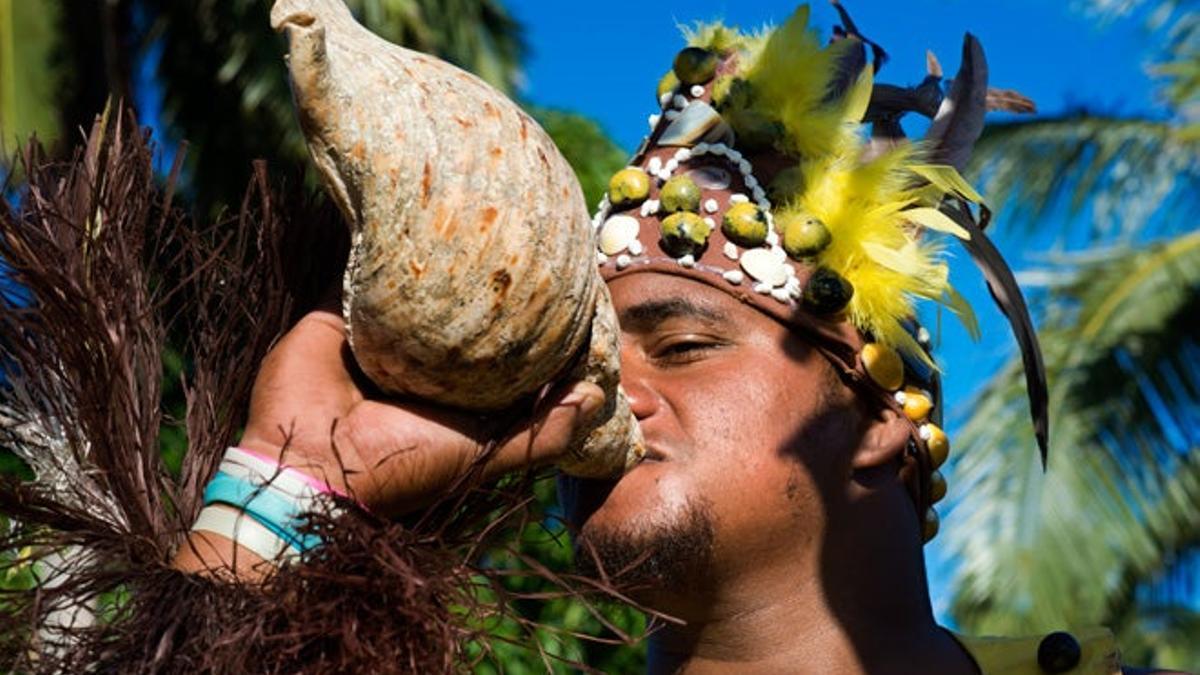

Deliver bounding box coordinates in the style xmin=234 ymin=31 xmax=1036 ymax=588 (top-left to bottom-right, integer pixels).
xmin=609 ymin=273 xmax=748 ymax=333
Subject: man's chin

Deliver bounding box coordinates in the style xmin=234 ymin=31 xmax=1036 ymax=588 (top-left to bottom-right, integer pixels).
xmin=571 ymin=496 xmax=715 ymax=593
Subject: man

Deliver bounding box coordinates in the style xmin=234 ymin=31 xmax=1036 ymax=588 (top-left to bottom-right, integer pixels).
xmin=174 ymin=6 xmax=1171 ymax=671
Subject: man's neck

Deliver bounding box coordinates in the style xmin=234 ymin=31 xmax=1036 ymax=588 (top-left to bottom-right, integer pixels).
xmin=642 ymin=509 xmax=976 ymax=674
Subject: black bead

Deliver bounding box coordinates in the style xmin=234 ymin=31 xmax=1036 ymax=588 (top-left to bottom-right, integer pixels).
xmin=1037 ymin=631 xmax=1082 ymax=673
xmin=802 ymin=267 xmax=853 ymax=315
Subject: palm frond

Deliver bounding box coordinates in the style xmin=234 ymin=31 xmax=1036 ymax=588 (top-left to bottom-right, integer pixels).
xmin=945 ymin=232 xmax=1200 ymax=638
xmin=966 ymin=115 xmax=1199 ymax=240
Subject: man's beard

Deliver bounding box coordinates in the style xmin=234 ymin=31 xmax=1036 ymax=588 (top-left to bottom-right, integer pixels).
xmin=572 ymin=497 xmax=715 ymax=591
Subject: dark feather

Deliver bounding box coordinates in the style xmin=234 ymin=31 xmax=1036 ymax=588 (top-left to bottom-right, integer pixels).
xmin=942 ymin=200 xmax=1050 ymax=468
xmin=924 ymin=33 xmax=989 ymax=170
xmin=830 ymin=1 xmax=888 ymax=71
xmin=825 ymin=37 xmax=867 ymax=103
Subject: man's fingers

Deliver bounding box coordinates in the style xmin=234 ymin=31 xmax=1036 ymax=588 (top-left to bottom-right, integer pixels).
xmin=488 ymin=381 xmax=606 ymax=474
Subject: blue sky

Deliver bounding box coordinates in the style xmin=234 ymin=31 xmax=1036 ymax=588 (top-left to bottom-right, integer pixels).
xmin=504 ymin=0 xmax=1169 ymax=622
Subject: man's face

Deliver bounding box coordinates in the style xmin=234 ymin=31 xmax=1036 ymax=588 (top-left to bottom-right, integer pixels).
xmin=563 ymin=273 xmax=867 ymax=600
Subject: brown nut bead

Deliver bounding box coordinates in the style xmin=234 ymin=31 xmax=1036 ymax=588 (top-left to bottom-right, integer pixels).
xmin=608 ymin=167 xmax=651 ymax=208
xmin=922 ymin=508 xmax=940 ymax=542
xmin=924 ymin=423 xmax=950 ymax=469
xmin=862 ymin=343 xmax=904 ymax=391
xmin=903 ymin=387 xmax=934 ymax=422
xmin=929 ymin=470 xmax=947 ymax=503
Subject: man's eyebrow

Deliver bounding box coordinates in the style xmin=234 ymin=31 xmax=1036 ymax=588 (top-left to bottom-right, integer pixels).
xmin=618 ymin=297 xmax=731 ymax=332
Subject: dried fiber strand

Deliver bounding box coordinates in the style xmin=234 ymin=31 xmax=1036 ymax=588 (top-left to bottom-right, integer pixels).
xmin=0 ymin=111 xmax=649 ymax=673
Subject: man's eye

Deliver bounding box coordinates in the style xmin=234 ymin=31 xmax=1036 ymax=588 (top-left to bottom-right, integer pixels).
xmin=653 ymin=338 xmax=722 ymax=365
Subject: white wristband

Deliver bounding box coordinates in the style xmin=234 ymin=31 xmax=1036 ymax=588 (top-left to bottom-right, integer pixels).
xmin=191 ymin=504 xmax=299 ymax=564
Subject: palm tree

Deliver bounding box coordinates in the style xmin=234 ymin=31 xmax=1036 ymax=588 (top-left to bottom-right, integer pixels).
xmin=0 ymin=0 xmax=527 ymax=212
xmin=943 ymin=2 xmax=1200 ymax=669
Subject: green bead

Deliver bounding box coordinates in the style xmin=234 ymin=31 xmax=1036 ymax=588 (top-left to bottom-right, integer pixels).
xmin=660 ymin=176 xmax=701 ymax=213
xmin=660 ymin=212 xmax=712 ymax=257
xmin=802 ymin=267 xmax=854 ymax=315
xmin=781 ymin=214 xmax=832 ymax=259
xmin=721 ymin=202 xmax=768 ymax=247
xmin=608 ymin=167 xmax=651 ymax=208
xmin=673 ymin=47 xmax=718 ymax=85
xmin=657 ymin=70 xmax=680 ymax=101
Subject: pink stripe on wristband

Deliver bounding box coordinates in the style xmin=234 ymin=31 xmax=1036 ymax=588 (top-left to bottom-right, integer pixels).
xmin=233 ymin=447 xmax=352 ymax=501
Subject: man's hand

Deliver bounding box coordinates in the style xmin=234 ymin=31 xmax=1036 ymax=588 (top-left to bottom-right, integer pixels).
xmin=240 ymin=308 xmax=604 ymax=516
xmin=175 ymin=306 xmax=604 ymax=577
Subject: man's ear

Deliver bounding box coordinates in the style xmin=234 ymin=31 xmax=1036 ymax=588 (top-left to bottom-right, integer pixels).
xmin=851 ymin=406 xmax=911 ymax=470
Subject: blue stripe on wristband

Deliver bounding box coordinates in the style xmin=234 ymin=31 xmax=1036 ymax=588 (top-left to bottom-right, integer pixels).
xmin=202 ymin=470 xmax=325 ymax=553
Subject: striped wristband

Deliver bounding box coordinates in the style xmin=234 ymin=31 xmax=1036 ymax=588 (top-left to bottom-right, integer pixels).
xmin=191 ymin=447 xmax=346 ymax=563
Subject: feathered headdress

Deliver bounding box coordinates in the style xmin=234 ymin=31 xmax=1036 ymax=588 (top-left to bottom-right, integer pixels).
xmin=594 ymin=3 xmax=1047 ymax=538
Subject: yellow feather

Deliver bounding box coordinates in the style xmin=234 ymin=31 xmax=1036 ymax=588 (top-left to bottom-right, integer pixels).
xmin=671 ymin=8 xmax=989 ymax=363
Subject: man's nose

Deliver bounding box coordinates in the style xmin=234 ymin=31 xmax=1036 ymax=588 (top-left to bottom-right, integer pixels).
xmin=619 ymin=350 xmax=662 ymax=421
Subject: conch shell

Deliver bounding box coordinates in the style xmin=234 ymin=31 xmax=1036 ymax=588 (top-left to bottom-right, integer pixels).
xmin=270 ymin=0 xmax=642 ymax=476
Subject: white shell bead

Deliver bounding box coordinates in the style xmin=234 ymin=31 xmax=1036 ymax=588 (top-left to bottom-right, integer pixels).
xmin=723 ymin=241 xmax=739 ymax=260
xmin=729 ymin=193 xmax=749 ymax=204
xmin=596 ymin=251 xmax=609 ymax=265
xmin=615 ymin=254 xmax=632 ymax=270
xmin=690 ymin=84 xmax=705 ymax=97
xmin=765 ymin=230 xmax=780 ymax=247
xmin=740 ymin=248 xmax=789 ymax=287
xmin=727 ymin=150 xmax=743 ymax=162
xmin=678 ymin=254 xmax=696 ymax=268
xmin=647 ymin=156 xmax=662 ymax=173
xmin=894 ymin=391 xmax=909 ymax=405
xmin=704 ymin=198 xmax=719 ymax=213
xmin=753 ymin=282 xmax=772 ymax=294
xmin=744 ymin=175 xmax=759 ymax=189
xmin=709 ymin=144 xmax=727 ymax=156
xmin=770 ymin=287 xmax=791 ymax=303
xmin=648 ymin=114 xmax=661 ymax=129
xmin=738 ymin=159 xmax=752 ymax=175
xmin=598 ymin=215 xmax=641 ymax=255
xmin=693 ymin=142 xmax=710 ymax=155
xmin=723 ymin=269 xmax=745 ymax=285
xmin=628 ymin=239 xmax=644 ymax=256
xmin=674 ymin=148 xmax=691 ymax=162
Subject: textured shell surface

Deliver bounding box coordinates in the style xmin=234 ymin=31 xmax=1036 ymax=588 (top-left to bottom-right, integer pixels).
xmin=272 ymin=0 xmax=643 ymax=475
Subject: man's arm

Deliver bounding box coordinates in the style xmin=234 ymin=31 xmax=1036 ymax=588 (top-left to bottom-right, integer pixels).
xmin=174 ymin=308 xmax=605 ymax=579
